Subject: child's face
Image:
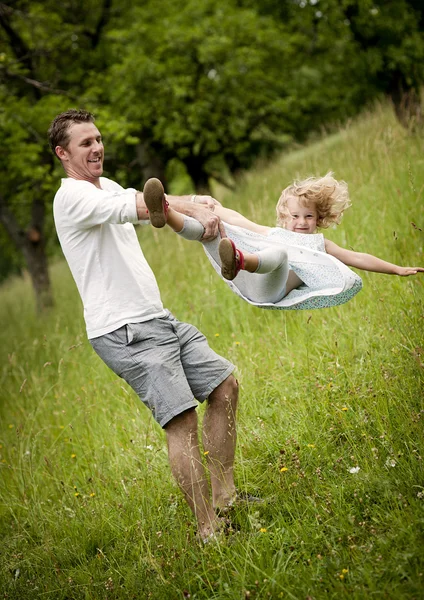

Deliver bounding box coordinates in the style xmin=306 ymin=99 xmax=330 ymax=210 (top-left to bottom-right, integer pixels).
xmin=285 ymin=198 xmax=318 ymax=234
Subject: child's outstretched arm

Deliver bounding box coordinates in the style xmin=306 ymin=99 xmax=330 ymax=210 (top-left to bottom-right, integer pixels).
xmin=325 ymin=239 xmax=424 ymax=276
xmin=151 ymin=185 xmax=269 ymax=238
xmin=212 ymin=205 xmax=270 ymax=235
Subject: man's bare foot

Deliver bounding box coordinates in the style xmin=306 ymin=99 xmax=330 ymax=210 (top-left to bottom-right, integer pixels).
xmin=143 ymin=178 xmax=168 ymax=228
xmin=197 ymin=516 xmax=238 ymax=544
xmin=196 ymin=514 xmax=223 ymax=543
xmin=214 ymin=491 xmax=264 ymax=515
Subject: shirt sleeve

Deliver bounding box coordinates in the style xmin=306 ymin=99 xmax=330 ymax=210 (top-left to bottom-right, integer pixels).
xmin=60 ymin=181 xmax=139 ymax=229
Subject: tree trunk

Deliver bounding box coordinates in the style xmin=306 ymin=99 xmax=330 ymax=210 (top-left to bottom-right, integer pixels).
xmin=134 ymin=141 xmax=169 ymax=189
xmin=389 ymin=75 xmax=422 ymax=129
xmin=184 ymin=155 xmax=212 ymax=195
xmin=22 ymin=229 xmax=54 ymax=312
xmin=0 ymin=195 xmax=53 ymax=312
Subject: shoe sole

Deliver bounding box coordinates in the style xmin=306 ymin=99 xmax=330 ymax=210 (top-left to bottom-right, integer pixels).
xmin=143 ymin=178 xmax=166 ymax=228
xmin=219 ymin=238 xmax=237 ymax=280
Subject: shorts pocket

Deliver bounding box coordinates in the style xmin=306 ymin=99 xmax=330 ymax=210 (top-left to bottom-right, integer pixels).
xmin=126 ymin=323 xmax=144 ymax=345
xmin=125 ymin=321 xmax=160 ymax=346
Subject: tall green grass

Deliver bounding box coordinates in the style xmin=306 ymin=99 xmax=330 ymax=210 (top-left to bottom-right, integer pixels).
xmin=1 ymin=102 xmax=423 ymax=599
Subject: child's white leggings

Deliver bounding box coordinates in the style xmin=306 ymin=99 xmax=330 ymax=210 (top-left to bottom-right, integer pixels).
xmin=244 ymin=246 xmax=289 ymax=303
xmin=177 ymin=215 xmax=205 ymax=241
xmin=178 ymin=216 xmax=290 ymax=304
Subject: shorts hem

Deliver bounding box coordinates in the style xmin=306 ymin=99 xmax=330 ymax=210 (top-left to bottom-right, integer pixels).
xmin=196 ymin=364 xmax=235 ymax=401
xmin=159 ymin=400 xmax=198 ymax=429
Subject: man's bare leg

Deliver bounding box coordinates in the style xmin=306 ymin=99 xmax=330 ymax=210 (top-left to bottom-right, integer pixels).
xmin=202 ymin=375 xmax=238 ymax=510
xmin=165 ymin=408 xmax=220 ymax=539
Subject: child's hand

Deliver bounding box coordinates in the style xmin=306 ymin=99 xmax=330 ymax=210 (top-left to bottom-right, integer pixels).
xmin=396 ymin=266 xmax=424 ymax=276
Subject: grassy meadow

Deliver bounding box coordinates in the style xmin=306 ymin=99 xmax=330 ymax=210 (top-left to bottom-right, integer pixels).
xmin=1 ymin=103 xmax=423 ymax=599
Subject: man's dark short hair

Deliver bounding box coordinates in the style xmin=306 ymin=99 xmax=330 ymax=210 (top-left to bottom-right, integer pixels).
xmin=48 ymin=109 xmax=95 ymax=157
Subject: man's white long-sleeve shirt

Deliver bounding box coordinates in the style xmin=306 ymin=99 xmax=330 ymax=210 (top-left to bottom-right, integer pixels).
xmin=53 ymin=177 xmax=165 ymax=338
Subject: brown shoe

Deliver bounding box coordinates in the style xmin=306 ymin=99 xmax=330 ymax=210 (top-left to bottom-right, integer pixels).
xmin=143 ymin=178 xmax=169 ymax=228
xmin=219 ymin=238 xmax=245 ymax=280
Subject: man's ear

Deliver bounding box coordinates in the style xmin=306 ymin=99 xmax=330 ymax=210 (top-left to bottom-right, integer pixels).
xmin=55 ymin=146 xmax=68 ymax=161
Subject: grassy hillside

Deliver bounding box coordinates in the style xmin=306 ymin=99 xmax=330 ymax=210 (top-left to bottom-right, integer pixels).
xmin=0 ymin=102 xmax=423 ymax=599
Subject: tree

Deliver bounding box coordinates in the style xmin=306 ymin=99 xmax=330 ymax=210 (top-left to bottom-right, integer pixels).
xmin=0 ymin=0 xmax=114 ymax=309
xmin=102 ymin=0 xmax=382 ymax=194
xmin=97 ymin=0 xmax=298 ymax=193
xmin=0 ymin=97 xmax=57 ymax=310
xmin=343 ymin=0 xmax=424 ymax=127
xmin=245 ymin=0 xmax=424 ymax=128
xmin=2 ymin=0 xmax=422 ymax=303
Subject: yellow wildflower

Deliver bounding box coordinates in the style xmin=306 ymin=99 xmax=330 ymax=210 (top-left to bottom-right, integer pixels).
xmin=280 ymin=467 xmax=288 ymax=472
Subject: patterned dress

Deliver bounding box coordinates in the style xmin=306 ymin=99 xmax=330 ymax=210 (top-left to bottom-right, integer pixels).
xmin=202 ymin=224 xmax=362 ymax=310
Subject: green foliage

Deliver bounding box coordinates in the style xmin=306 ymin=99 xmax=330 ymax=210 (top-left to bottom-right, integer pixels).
xmin=0 ymin=0 xmax=110 ymax=283
xmin=344 ymin=0 xmax=424 ymax=94
xmin=97 ymin=1 xmax=291 ymax=188
xmin=0 ymin=103 xmax=423 ymax=599
xmin=101 ymin=0 xmax=373 ymax=187
xmin=0 ymin=0 xmax=423 ymax=285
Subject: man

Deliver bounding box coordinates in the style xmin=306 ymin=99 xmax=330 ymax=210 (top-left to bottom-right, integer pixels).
xmin=48 ymin=108 xmax=239 ymax=541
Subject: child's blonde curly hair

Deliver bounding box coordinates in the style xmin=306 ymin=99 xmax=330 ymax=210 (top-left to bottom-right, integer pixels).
xmin=276 ymin=172 xmax=351 ymax=229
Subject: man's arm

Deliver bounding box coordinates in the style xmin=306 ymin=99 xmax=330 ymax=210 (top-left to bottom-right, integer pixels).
xmin=60 ymin=184 xmax=141 ymax=228
xmin=325 ymin=239 xmax=424 ymax=276
xmin=169 ymin=196 xmax=224 ymax=240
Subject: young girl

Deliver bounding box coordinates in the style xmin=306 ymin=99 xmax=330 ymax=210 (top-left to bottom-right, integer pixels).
xmin=143 ymin=175 xmax=423 ymax=311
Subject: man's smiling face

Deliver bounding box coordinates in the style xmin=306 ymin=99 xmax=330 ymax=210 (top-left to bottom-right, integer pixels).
xmin=56 ymin=122 xmax=104 ymax=183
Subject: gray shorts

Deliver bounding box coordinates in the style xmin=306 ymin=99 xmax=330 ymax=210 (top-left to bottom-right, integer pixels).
xmin=90 ymin=311 xmax=235 ymax=428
